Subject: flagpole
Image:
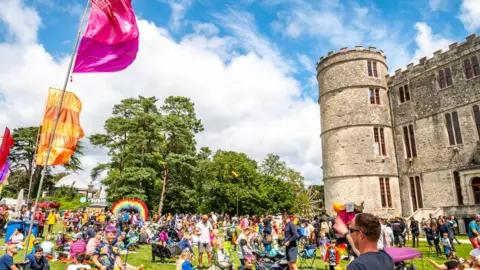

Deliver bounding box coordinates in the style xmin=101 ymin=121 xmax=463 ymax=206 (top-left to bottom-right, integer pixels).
xmin=23 ymin=0 xmax=90 ymax=261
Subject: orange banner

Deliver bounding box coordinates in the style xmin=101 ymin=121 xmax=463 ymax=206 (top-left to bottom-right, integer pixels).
xmin=36 ymin=88 xmax=85 ymax=166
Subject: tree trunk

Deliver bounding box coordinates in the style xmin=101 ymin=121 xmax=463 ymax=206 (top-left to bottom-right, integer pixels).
xmin=158 ymin=168 xmax=168 ymax=216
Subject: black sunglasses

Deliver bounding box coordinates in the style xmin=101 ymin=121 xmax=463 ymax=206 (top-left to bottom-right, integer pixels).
xmin=348 ymin=227 xmax=362 ymax=234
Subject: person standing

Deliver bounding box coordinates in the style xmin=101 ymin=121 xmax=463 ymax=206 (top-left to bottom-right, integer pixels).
xmin=345 ymin=213 xmax=394 ymax=270
xmin=283 ymin=214 xmax=300 ymax=270
xmin=468 ymin=215 xmax=480 ymax=249
xmin=195 ymin=214 xmax=213 ymax=269
xmin=46 ymin=210 xmax=56 ymax=234
xmin=410 ymin=217 xmax=419 ymax=248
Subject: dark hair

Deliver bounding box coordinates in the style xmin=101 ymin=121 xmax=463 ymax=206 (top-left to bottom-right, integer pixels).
xmin=240 ymin=239 xmax=247 ymax=246
xmin=34 ymin=247 xmax=43 ymax=254
xmin=76 ymin=253 xmax=86 ymax=263
xmin=355 ymin=213 xmax=381 ymax=242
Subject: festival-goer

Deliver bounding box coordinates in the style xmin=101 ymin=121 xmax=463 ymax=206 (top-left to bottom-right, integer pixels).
xmin=40 ymin=235 xmax=54 ymax=256
xmin=0 ymin=244 xmax=18 ymax=270
xmin=469 ymin=215 xmax=480 ymax=249
xmin=410 ymin=217 xmax=419 ymax=248
xmin=86 ymin=231 xmax=103 ymax=255
xmin=26 ymin=247 xmax=50 ymax=270
xmin=92 ymin=225 xmax=125 ymax=270
xmin=196 ymin=214 xmax=213 ymax=268
xmin=343 ymin=213 xmax=394 ymax=269
xmin=237 ymin=227 xmax=251 ymax=268
xmin=283 ymin=214 xmax=300 ymax=270
xmin=428 ymin=252 xmax=460 ymax=270
xmin=70 ymin=234 xmax=87 ymax=259
xmin=46 ymin=210 xmax=56 ymax=234
xmin=67 ymin=253 xmax=92 ymax=270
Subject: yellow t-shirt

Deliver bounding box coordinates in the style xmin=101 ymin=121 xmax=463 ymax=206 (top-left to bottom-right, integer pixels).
xmin=47 ymin=213 xmax=56 ymax=225
xmin=98 ymin=215 xmax=106 ymax=223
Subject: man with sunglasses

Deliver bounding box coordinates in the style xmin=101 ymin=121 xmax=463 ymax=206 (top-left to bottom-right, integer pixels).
xmin=345 ymin=213 xmax=394 ymax=270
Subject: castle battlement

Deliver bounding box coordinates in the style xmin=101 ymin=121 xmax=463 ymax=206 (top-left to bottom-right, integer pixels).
xmin=388 ymin=33 xmax=480 ymax=84
xmin=316 ymin=46 xmax=386 ymax=68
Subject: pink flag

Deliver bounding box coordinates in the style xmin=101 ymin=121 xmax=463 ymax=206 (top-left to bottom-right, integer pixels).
xmin=73 ymin=0 xmax=139 ymax=73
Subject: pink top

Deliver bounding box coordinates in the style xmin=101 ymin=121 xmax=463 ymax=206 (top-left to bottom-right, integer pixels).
xmin=86 ymin=238 xmax=100 ymax=255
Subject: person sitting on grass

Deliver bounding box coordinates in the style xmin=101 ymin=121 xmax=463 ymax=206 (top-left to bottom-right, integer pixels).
xmin=67 ymin=253 xmax=92 ymax=270
xmin=179 ymin=234 xmax=193 ymax=253
xmin=40 ymin=235 xmax=54 ymax=256
xmin=177 ymin=249 xmax=194 ymax=270
xmin=0 ymin=244 xmax=19 ymax=270
xmin=428 ymin=252 xmax=460 ymax=270
xmin=215 ymin=241 xmax=233 ymax=270
xmin=26 ymin=247 xmax=50 ymax=270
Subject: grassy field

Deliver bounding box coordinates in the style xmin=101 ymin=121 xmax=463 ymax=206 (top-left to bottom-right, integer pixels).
xmin=3 ymin=225 xmax=474 ymax=269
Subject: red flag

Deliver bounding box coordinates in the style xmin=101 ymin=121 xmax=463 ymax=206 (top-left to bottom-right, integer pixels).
xmin=0 ymin=128 xmax=14 ymax=169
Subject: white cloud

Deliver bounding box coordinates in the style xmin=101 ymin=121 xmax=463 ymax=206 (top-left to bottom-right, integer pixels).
xmin=0 ymin=1 xmax=322 ymax=184
xmin=164 ymin=0 xmax=192 ymax=31
xmin=412 ymin=22 xmax=452 ymax=62
xmin=0 ymin=0 xmax=41 ymax=44
xmin=192 ymin=22 xmax=219 ymax=37
xmin=297 ymin=54 xmax=314 ymax=71
xmin=458 ymin=0 xmax=480 ymax=33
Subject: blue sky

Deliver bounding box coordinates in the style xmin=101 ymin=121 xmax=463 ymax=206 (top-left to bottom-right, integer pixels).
xmin=0 ymin=0 xmax=479 ymax=184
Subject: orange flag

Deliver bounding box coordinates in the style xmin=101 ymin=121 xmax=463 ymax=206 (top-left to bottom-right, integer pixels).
xmin=36 ymin=88 xmax=85 ymax=166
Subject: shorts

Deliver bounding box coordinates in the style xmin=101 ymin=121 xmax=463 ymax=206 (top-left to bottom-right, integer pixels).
xmin=198 ymin=242 xmax=212 ymax=253
xmin=286 ymin=246 xmax=298 ymax=262
xmin=470 ymin=237 xmax=480 ymax=249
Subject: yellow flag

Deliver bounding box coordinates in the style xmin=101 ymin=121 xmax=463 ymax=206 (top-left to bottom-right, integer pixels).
xmin=231 ymin=170 xmax=239 ymax=178
xmin=36 ymin=88 xmax=84 ymax=166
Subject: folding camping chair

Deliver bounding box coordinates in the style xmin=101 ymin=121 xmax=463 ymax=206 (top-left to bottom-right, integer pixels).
xmin=299 ymin=244 xmax=317 ymax=269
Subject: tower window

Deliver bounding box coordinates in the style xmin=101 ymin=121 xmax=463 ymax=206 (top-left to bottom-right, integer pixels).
xmin=438 ymin=67 xmax=453 ymax=89
xmin=445 ymin=111 xmax=463 ymax=145
xmin=403 ymin=124 xmax=417 ymax=158
xmin=464 ymin=55 xmax=480 ymax=79
xmin=409 ymin=176 xmax=423 ymax=211
xmin=374 ymin=127 xmax=387 ymax=156
xmin=399 ymin=84 xmax=411 ymax=104
xmin=367 ymin=61 xmax=378 ymax=78
xmin=379 ymin=177 xmax=392 ymax=208
xmin=473 ymin=105 xmax=480 ymax=139
xmin=369 ymin=88 xmax=381 ymax=105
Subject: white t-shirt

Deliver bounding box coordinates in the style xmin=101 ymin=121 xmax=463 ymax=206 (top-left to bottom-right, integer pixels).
xmin=40 ymin=241 xmax=54 ymax=255
xmin=195 ymin=221 xmax=212 ymax=244
xmin=470 ymin=248 xmax=480 ymax=258
xmin=67 ymin=264 xmax=92 ymax=270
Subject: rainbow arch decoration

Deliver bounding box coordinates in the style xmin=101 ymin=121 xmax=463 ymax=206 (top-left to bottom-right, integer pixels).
xmin=111 ymin=198 xmax=149 ymax=221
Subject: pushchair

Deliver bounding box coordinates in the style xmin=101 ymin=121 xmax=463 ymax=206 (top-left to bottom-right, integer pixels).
xmin=151 ymin=242 xmax=182 ymax=263
xmin=385 ymin=247 xmax=423 ymax=270
xmin=225 ymin=224 xmax=236 ymax=241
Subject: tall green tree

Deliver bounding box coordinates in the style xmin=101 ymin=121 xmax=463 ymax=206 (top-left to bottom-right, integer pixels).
xmin=5 ymin=126 xmax=84 ymax=197
xmin=90 ymin=96 xmax=164 ymax=210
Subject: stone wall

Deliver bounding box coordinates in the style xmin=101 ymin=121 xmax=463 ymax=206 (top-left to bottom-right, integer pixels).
xmin=389 ymin=34 xmax=480 ymax=216
xmin=317 ymin=48 xmax=401 ymax=216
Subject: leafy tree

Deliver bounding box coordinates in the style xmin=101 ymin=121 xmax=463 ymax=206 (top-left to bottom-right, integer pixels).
xmin=5 ymin=126 xmax=84 ymax=197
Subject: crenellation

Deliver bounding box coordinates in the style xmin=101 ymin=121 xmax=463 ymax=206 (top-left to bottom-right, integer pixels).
xmin=328 ymin=50 xmax=334 ymax=56
xmin=317 ymin=34 xmax=480 ymax=220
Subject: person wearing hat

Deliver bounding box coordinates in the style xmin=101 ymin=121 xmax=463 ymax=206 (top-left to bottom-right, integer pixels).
xmin=468 ymin=214 xmax=480 ymax=249
xmin=92 ymin=225 xmax=125 ymax=270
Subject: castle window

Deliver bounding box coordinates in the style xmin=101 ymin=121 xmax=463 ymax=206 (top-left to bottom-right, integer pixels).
xmin=399 ymin=87 xmax=405 ymax=103
xmin=409 ymin=176 xmax=423 ymax=211
xmin=473 ymin=105 xmax=480 ymax=139
xmin=374 ymin=127 xmax=387 ymax=156
xmin=445 ymin=112 xmax=463 ymax=145
xmin=379 ymin=177 xmax=392 ymax=208
xmin=403 ymin=124 xmax=417 ymax=158
xmin=473 ymin=56 xmax=480 ymax=77
xmin=367 ymin=61 xmax=378 ymax=78
xmin=454 ymin=171 xmax=464 ymax=205
xmin=404 ymin=85 xmax=410 ymax=101
xmin=465 ymin=58 xmax=473 ymax=79
xmin=369 ymin=88 xmax=381 ymax=104
xmin=399 ymin=84 xmax=411 ymax=104
xmin=438 ymin=67 xmax=453 ymax=89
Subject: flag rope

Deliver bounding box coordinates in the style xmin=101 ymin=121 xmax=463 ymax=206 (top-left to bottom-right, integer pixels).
xmin=23 ymin=0 xmax=91 ymax=261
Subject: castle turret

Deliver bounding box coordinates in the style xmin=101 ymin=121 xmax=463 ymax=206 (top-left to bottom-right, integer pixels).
xmin=317 ymin=47 xmax=401 ymax=217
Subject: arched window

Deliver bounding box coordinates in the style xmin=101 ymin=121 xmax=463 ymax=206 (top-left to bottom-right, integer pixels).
xmin=472 ymin=177 xmax=480 ymax=204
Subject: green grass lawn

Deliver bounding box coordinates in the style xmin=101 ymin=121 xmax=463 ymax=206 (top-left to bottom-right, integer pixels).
xmin=2 ymin=224 xmax=475 ymax=269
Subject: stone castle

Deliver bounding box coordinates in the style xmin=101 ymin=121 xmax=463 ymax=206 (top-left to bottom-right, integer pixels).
xmin=317 ymin=33 xmax=480 ymax=233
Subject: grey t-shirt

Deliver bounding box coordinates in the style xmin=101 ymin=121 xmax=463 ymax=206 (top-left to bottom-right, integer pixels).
xmin=346 ymin=250 xmax=394 ymax=270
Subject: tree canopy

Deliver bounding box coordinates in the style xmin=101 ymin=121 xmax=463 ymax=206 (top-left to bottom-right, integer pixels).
xmin=91 ymin=96 xmax=319 ymax=215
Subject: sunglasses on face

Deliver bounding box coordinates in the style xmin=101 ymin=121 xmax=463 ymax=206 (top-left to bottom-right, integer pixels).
xmin=348 ymin=227 xmax=362 ymax=234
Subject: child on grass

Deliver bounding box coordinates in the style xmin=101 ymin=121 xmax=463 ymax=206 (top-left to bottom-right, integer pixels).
xmin=324 ymin=239 xmax=340 ymax=270
xmin=442 ymin=232 xmax=453 ymax=258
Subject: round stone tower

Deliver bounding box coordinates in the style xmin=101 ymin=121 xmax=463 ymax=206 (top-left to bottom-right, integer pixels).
xmin=316 ymin=46 xmax=401 ymax=217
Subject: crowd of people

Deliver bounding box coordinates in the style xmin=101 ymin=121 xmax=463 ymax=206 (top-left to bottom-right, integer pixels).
xmin=4 ymin=206 xmax=480 ymax=269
